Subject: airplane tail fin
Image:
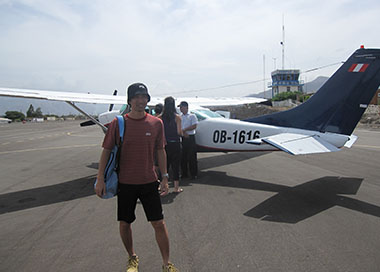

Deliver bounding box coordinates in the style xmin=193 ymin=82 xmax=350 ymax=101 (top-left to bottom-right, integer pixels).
xmin=245 ymin=48 xmax=380 ymax=135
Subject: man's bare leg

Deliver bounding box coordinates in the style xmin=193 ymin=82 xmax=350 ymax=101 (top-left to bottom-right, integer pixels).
xmin=151 ymin=219 xmax=170 ymax=265
xmin=120 ymin=221 xmax=136 ymax=257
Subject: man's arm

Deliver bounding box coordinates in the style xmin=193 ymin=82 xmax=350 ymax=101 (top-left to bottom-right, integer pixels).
xmin=182 ymin=124 xmax=197 ymax=137
xmin=175 ymin=115 xmax=183 ymax=136
xmin=95 ymin=148 xmax=111 ymax=198
xmin=182 ymin=114 xmax=198 ymax=136
xmin=183 ymin=124 xmax=197 ymax=132
xmin=156 ymin=148 xmax=169 ymax=196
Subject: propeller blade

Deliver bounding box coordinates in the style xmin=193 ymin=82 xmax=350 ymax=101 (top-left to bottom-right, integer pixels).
xmin=109 ymin=90 xmax=118 ymax=111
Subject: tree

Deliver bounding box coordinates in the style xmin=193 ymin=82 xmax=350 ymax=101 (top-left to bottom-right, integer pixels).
xmin=272 ymin=91 xmax=310 ymax=102
xmin=26 ymin=104 xmax=35 ymax=117
xmin=26 ymin=104 xmax=44 ymax=118
xmin=35 ymin=107 xmax=43 ymax=118
xmin=272 ymin=91 xmax=300 ymax=101
xmin=5 ymin=111 xmax=25 ymax=121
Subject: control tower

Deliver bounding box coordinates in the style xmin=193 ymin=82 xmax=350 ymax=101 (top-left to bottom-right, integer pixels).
xmin=269 ymin=69 xmax=304 ymax=98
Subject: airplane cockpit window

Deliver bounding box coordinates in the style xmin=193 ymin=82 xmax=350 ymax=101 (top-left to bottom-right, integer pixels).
xmin=197 ymin=109 xmax=223 ymax=118
xmin=119 ymin=104 xmax=130 ymax=115
xmin=191 ymin=109 xmax=223 ymax=121
xmin=193 ymin=111 xmax=206 ymax=121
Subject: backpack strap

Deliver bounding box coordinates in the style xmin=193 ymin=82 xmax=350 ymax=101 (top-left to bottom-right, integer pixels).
xmin=114 ymin=115 xmax=125 ymax=174
xmin=116 ymin=115 xmax=125 ymax=142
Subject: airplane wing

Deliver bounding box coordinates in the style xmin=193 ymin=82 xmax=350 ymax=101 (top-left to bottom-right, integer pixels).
xmin=160 ymin=96 xmax=267 ymax=107
xmin=0 ymin=87 xmax=125 ymax=132
xmin=0 ymin=87 xmax=127 ymax=104
xmin=247 ymin=133 xmax=340 ymax=155
xmin=0 ymin=87 xmax=267 ymax=132
xmin=0 ymin=87 xmax=266 ymax=107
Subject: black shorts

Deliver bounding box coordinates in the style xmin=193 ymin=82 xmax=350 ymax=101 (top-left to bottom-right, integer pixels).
xmin=117 ymin=181 xmax=163 ymax=224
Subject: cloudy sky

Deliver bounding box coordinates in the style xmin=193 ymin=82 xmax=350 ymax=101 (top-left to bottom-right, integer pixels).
xmin=1 ymin=0 xmax=380 ymax=98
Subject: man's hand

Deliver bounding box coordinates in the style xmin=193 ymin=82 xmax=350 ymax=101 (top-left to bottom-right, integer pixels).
xmin=96 ymin=148 xmax=111 ymax=198
xmin=160 ymin=177 xmax=169 ymax=196
xmin=95 ymin=178 xmax=106 ymax=198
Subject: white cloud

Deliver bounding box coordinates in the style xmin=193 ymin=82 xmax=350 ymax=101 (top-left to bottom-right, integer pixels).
xmin=0 ymin=0 xmax=380 ymax=98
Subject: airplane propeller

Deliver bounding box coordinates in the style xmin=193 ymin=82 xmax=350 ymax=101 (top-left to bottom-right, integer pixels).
xmin=108 ymin=90 xmax=117 ymax=111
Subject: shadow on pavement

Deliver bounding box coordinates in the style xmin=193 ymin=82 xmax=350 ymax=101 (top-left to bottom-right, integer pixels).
xmin=0 ymin=175 xmax=96 ymax=215
xmin=197 ymin=151 xmax=267 ymax=171
xmin=191 ymin=170 xmax=380 ymax=223
xmin=4 ymin=151 xmax=379 ymax=224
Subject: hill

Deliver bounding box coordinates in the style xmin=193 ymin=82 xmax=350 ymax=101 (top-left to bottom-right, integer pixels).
xmin=248 ymin=76 xmax=329 ymax=98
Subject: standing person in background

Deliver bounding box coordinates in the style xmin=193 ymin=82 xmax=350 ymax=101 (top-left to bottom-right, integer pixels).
xmin=179 ymin=101 xmax=198 ymax=179
xmin=95 ymin=83 xmax=179 ymax=272
xmin=154 ymin=103 xmax=164 ymax=182
xmin=159 ymin=97 xmax=183 ymax=193
xmin=154 ymin=103 xmax=163 ymax=116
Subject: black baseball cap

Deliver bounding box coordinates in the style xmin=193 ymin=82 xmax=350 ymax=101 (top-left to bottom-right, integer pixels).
xmin=127 ymin=83 xmax=151 ymax=104
xmin=178 ymin=101 xmax=188 ymax=107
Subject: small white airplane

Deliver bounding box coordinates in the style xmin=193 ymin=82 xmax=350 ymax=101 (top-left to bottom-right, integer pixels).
xmin=0 ymin=117 xmax=12 ymax=124
xmin=1 ymin=47 xmax=380 ymax=156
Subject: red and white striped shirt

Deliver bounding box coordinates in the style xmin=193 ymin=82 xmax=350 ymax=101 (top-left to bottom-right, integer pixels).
xmin=102 ymin=113 xmax=165 ymax=185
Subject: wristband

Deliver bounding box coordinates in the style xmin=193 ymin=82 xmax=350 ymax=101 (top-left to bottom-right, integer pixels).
xmin=162 ymin=173 xmax=169 ymax=178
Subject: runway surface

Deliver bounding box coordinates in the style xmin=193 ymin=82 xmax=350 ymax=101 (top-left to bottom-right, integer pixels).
xmin=1 ymin=121 xmax=380 ymax=272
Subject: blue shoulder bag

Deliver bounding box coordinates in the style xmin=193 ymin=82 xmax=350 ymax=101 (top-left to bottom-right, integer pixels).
xmin=94 ymin=115 xmax=125 ymax=199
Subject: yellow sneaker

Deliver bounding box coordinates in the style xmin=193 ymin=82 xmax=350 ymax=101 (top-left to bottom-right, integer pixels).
xmin=126 ymin=255 xmax=139 ymax=272
xmin=162 ymin=262 xmax=179 ymax=272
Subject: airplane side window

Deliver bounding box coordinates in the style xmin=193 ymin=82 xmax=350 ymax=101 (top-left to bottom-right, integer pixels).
xmin=193 ymin=112 xmax=206 ymax=121
xmin=196 ymin=109 xmax=223 ymax=118
xmin=120 ymin=104 xmax=130 ymax=115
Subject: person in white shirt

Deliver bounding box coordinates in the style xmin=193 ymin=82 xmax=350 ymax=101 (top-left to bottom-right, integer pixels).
xmin=179 ymin=101 xmax=198 ymax=179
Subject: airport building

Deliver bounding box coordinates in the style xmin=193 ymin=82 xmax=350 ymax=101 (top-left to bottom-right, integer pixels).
xmin=269 ymin=69 xmax=304 ymax=97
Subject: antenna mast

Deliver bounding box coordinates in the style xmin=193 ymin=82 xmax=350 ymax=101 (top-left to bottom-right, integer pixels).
xmin=281 ymin=15 xmax=285 ymax=69
xmin=263 ymin=54 xmax=266 ymax=98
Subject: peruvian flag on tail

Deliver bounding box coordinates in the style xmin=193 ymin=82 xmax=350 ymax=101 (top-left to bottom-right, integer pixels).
xmin=348 ymin=63 xmax=369 ymax=72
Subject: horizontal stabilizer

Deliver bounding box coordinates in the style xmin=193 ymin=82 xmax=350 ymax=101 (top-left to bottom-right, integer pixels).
xmin=248 ymin=133 xmax=340 ymax=155
xmin=344 ymin=134 xmax=358 ymax=148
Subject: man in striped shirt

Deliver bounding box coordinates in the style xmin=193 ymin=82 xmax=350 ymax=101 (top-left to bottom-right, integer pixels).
xmin=95 ymin=83 xmax=178 ymax=272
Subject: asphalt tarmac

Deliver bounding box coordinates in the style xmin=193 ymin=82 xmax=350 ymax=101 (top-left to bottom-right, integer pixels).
xmin=1 ymin=121 xmax=380 ymax=272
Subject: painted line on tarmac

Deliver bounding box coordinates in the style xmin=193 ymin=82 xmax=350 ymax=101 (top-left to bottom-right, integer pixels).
xmin=0 ymin=144 xmax=98 ymax=155
xmin=355 ymin=144 xmax=380 ymax=150
xmin=66 ymin=132 xmax=102 ymax=138
xmin=357 ymin=129 xmax=380 ymax=134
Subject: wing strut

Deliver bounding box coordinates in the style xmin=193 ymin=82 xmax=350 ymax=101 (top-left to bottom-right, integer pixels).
xmin=66 ymin=101 xmax=108 ymax=133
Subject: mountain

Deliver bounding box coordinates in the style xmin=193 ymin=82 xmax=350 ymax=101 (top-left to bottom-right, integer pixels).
xmin=302 ymin=76 xmax=329 ymax=94
xmin=248 ymin=76 xmax=329 ymax=99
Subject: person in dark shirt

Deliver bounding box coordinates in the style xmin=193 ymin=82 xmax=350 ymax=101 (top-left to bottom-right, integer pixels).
xmin=154 ymin=103 xmax=164 ymax=181
xmin=159 ymin=96 xmax=183 ymax=193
